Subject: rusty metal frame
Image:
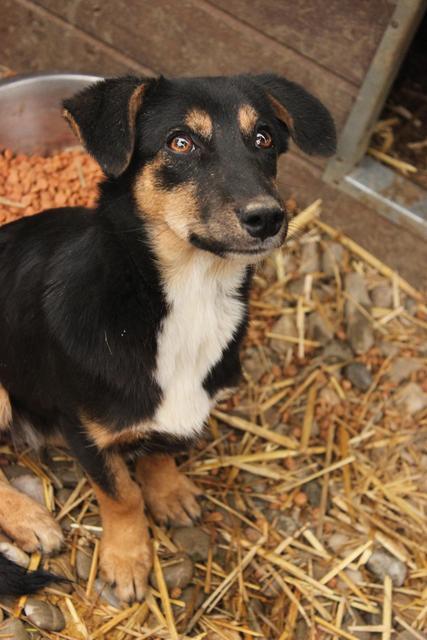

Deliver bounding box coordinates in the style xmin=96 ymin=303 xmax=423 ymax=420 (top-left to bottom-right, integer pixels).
xmin=323 ymin=0 xmax=427 ymax=239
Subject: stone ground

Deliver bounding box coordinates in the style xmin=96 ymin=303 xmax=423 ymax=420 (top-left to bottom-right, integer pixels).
xmin=0 ymin=175 xmax=426 ymax=637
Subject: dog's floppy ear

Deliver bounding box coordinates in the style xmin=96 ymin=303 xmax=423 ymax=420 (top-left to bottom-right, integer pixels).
xmin=254 ymin=74 xmax=336 ymax=157
xmin=63 ymin=76 xmax=155 ymax=177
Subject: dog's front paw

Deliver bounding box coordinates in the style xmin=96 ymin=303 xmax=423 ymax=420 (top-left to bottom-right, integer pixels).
xmin=136 ymin=455 xmax=202 ymax=527
xmin=0 ymin=485 xmax=63 ymax=554
xmin=145 ymin=472 xmax=202 ymax=527
xmin=99 ymin=537 xmax=152 ymax=603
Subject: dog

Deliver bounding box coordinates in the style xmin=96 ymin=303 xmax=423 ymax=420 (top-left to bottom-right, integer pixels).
xmin=0 ymin=73 xmax=335 ymax=601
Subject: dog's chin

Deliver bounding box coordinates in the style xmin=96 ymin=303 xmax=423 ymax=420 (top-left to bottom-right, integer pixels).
xmin=189 ymin=231 xmax=287 ymax=261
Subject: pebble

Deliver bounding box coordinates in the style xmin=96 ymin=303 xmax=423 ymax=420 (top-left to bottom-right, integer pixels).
xmin=270 ymin=315 xmax=298 ymax=354
xmin=50 ymin=461 xmax=82 ymax=488
xmin=347 ymin=310 xmax=375 ymax=355
xmin=388 ymin=357 xmax=422 ymax=384
xmin=321 ymin=241 xmax=345 ymax=276
xmin=150 ymin=553 xmax=194 ymax=591
xmin=56 ymin=487 xmax=73 ymax=506
xmin=304 ymin=480 xmax=322 ymax=507
xmin=0 ymin=542 xmax=29 ymax=568
xmin=76 ymin=547 xmax=92 ymax=580
xmin=282 ymin=252 xmax=298 ymax=274
xmin=345 ymin=273 xmax=371 ymax=310
xmin=379 ymin=341 xmax=399 ymax=357
xmin=245 ymin=527 xmax=263 ymax=543
xmin=94 ymin=579 xmax=121 ymax=608
xmin=243 ymin=347 xmax=267 ymax=383
xmin=344 ymin=568 xmax=364 ymax=586
xmin=319 ymin=386 xmax=340 ymax=406
xmin=273 ymin=514 xmax=299 ymax=535
xmin=344 ymin=609 xmax=371 ymax=640
xmin=262 ymin=406 xmax=281 ymax=428
xmin=2 ymin=464 xmax=29 ymax=480
xmin=300 ymin=240 xmax=320 ymax=274
xmin=249 ymin=478 xmax=268 ymax=493
xmin=344 ymin=362 xmax=373 ymax=391
xmin=307 ymin=313 xmax=334 ymax=345
xmin=322 ymin=340 xmax=353 ymax=364
xmin=0 ymin=619 xmax=30 ymax=640
xmin=47 ymin=554 xmax=74 ymax=594
xmin=259 ymin=257 xmax=276 ymax=281
xmin=81 ymin=514 xmax=102 ymax=537
xmin=172 ymin=527 xmax=210 ymax=562
xmin=173 ymin=584 xmax=204 ymax=617
xmin=370 ymin=284 xmax=392 ymax=308
xmin=366 ymin=549 xmax=407 ymax=587
xmin=394 ymin=382 xmax=427 ymax=415
xmin=24 ymin=598 xmax=65 ymax=632
xmin=287 ymin=277 xmax=305 ymax=296
xmin=10 ymin=475 xmax=45 ymax=505
xmin=344 ymin=274 xmax=374 ymax=354
xmin=327 ymin=533 xmax=349 ymax=556
xmin=404 ymin=298 xmax=417 ymax=315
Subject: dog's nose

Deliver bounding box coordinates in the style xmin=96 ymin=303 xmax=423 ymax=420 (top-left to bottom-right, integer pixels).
xmin=238 ymin=206 xmax=285 ymax=240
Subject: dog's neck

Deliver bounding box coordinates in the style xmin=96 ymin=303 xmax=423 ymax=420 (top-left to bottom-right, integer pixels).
xmin=146 ymin=221 xmax=246 ymax=285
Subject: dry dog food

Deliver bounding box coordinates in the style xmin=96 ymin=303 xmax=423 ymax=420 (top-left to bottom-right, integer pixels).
xmin=0 ymin=147 xmax=102 ymax=225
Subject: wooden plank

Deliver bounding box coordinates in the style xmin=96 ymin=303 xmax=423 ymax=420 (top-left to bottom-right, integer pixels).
xmin=31 ymin=0 xmax=356 ymax=131
xmin=208 ymin=0 xmax=395 ymax=86
xmin=0 ymin=0 xmax=154 ymax=76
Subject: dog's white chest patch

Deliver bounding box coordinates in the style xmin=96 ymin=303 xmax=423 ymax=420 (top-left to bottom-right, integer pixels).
xmin=153 ymin=256 xmax=245 ymax=437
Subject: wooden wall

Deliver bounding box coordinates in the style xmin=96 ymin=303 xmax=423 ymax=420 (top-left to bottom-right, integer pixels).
xmin=2 ymin=0 xmax=426 ymax=288
xmin=0 ymin=0 xmax=395 ymax=167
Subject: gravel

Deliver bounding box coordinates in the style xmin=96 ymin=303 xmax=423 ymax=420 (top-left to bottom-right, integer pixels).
xmin=10 ymin=475 xmax=44 ymax=505
xmin=344 ymin=362 xmax=373 ymax=391
xmin=150 ymin=552 xmax=194 ymax=591
xmin=321 ymin=241 xmax=346 ymax=276
xmin=394 ymin=382 xmax=427 ymax=415
xmin=370 ymin=284 xmax=393 ymax=308
xmin=0 ymin=619 xmax=30 ymax=639
xmin=76 ymin=547 xmax=92 ymax=581
xmin=366 ymin=549 xmax=407 ymax=587
xmin=172 ymin=527 xmax=210 ymax=562
xmin=24 ymin=599 xmax=65 ymax=632
xmin=270 ymin=315 xmax=298 ymax=354
xmin=388 ymin=357 xmax=423 ymax=384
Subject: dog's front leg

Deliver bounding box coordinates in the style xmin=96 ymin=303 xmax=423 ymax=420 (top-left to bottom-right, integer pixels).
xmin=91 ymin=454 xmax=152 ymax=602
xmin=65 ymin=431 xmax=151 ymax=602
xmin=136 ymin=454 xmax=201 ymax=526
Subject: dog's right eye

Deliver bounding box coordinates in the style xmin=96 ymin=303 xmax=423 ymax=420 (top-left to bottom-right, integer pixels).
xmin=167 ymin=134 xmax=195 ymax=154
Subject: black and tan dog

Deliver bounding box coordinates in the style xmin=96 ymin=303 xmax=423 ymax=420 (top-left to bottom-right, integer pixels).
xmin=0 ymin=73 xmax=335 ymax=601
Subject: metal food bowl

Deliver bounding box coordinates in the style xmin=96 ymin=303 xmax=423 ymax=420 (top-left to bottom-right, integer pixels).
xmin=0 ymin=72 xmax=102 ymax=155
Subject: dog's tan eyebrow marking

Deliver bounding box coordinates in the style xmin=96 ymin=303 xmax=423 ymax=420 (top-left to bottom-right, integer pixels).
xmin=238 ymin=104 xmax=259 ymax=136
xmin=184 ymin=109 xmax=213 ymax=139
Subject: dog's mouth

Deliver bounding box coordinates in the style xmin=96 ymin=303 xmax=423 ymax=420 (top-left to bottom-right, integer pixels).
xmin=189 ymin=227 xmax=287 ymax=259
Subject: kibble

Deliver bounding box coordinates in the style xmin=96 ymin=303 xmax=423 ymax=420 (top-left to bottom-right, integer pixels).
xmin=0 ymin=147 xmax=102 ymax=226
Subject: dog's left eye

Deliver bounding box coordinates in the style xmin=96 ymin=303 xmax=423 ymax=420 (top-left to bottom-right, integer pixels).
xmin=167 ymin=134 xmax=195 ymax=154
xmin=255 ymin=129 xmax=273 ymax=149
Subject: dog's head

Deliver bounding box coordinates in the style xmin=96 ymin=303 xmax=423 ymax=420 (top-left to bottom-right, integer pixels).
xmin=63 ymin=74 xmax=336 ymax=259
